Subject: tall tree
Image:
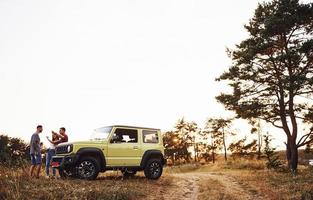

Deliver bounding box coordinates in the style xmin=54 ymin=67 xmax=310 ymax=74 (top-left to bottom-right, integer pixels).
xmin=201 ymin=127 xmax=220 ymax=163
xmin=174 ymin=118 xmax=199 ymax=162
xmin=163 ymin=130 xmax=190 ymax=163
xmin=216 ymin=0 xmax=313 ymax=171
xmin=205 ymin=118 xmax=234 ymax=161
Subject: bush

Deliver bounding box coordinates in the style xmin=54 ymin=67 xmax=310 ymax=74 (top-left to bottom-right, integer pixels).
xmin=263 ymin=134 xmax=282 ymax=170
xmin=0 ymin=135 xmax=29 ymax=167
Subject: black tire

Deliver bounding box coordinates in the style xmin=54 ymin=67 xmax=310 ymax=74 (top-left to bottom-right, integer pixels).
xmin=76 ymin=157 xmax=100 ymax=180
xmin=121 ymin=169 xmax=137 ymax=178
xmin=144 ymin=158 xmax=163 ymax=180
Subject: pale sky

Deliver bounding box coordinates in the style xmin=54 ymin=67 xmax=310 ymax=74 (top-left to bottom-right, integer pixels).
xmin=1 ymin=0 xmax=310 ymax=148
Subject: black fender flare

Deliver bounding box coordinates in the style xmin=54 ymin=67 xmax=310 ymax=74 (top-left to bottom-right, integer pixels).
xmin=76 ymin=147 xmax=106 ymax=171
xmin=140 ymin=150 xmax=165 ymax=168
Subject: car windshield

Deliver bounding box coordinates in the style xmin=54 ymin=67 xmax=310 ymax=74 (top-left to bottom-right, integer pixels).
xmin=90 ymin=126 xmax=112 ymax=141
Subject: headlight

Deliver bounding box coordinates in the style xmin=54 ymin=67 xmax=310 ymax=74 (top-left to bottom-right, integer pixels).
xmin=67 ymin=145 xmax=72 ymax=153
xmin=67 ymin=144 xmax=73 ymax=153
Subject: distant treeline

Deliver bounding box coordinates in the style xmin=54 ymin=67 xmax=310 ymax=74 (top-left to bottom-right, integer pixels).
xmin=163 ymin=118 xmax=313 ymax=169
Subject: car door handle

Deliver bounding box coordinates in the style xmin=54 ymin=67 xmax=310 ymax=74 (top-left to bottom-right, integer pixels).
xmin=133 ymin=146 xmax=139 ymax=150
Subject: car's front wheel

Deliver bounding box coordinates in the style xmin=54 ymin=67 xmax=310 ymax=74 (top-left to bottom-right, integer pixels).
xmin=144 ymin=158 xmax=163 ymax=180
xmin=76 ymin=157 xmax=100 ymax=180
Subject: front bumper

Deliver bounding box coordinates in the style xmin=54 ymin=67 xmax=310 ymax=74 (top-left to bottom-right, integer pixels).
xmin=51 ymin=154 xmax=78 ymax=169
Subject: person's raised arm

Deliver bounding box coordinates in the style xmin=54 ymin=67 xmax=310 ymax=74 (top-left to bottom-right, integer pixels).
xmin=53 ymin=131 xmax=65 ymax=139
xmin=46 ymin=136 xmax=59 ymax=145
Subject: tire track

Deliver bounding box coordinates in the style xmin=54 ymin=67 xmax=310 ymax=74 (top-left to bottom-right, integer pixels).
xmin=146 ymin=172 xmax=266 ymax=200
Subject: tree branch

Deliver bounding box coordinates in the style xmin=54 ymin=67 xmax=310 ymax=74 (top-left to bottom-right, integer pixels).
xmin=297 ymin=130 xmax=313 ymax=147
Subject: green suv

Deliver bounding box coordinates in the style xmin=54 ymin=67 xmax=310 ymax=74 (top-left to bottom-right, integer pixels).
xmin=51 ymin=125 xmax=166 ymax=180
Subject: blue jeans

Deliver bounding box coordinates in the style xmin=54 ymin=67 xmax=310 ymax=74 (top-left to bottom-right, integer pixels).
xmin=45 ymin=149 xmax=56 ymax=176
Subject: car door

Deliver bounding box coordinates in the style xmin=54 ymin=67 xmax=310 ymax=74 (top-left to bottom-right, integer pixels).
xmin=107 ymin=127 xmax=142 ymax=166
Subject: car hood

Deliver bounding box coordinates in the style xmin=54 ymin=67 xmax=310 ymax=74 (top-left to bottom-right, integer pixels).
xmin=56 ymin=140 xmax=107 ymax=154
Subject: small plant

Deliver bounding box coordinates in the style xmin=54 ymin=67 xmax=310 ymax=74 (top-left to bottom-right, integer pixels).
xmin=263 ymin=133 xmax=282 ymax=170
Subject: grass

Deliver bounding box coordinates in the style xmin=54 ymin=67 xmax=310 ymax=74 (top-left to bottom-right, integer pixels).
xmin=163 ymin=163 xmax=201 ymax=173
xmin=224 ymin=166 xmax=313 ymax=200
xmin=195 ymin=160 xmax=313 ymax=200
xmin=0 ymin=167 xmax=172 ymax=200
xmin=1 ymin=160 xmax=313 ymax=200
xmin=198 ymin=178 xmax=236 ymax=200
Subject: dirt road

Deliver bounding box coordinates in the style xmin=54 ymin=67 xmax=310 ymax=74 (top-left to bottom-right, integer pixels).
xmin=147 ymin=172 xmax=266 ymax=200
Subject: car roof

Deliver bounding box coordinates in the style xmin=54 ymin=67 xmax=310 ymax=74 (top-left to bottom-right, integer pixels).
xmin=112 ymin=125 xmax=160 ymax=131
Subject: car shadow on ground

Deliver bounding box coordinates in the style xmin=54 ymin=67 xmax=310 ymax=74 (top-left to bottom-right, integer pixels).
xmin=96 ymin=173 xmax=147 ymax=181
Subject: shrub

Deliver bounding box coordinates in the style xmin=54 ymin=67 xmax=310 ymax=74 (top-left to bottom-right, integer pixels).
xmin=0 ymin=135 xmax=29 ymax=167
xmin=263 ymin=133 xmax=282 ymax=170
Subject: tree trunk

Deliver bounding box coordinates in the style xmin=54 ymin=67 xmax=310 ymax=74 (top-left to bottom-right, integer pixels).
xmin=194 ymin=142 xmax=197 ymax=162
xmin=223 ymin=128 xmax=227 ymax=161
xmin=286 ymin=137 xmax=298 ymax=172
xmin=286 ymin=140 xmax=291 ymax=168
xmin=212 ymin=149 xmax=215 ymax=163
xmin=257 ymin=131 xmax=262 ymax=159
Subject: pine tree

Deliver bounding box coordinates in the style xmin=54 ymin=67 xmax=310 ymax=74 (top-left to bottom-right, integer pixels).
xmin=263 ymin=133 xmax=282 ymax=170
xmin=216 ymin=0 xmax=313 ymax=171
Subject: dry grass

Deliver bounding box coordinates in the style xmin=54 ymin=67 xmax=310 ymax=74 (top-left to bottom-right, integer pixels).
xmin=1 ymin=161 xmax=313 ymax=200
xmin=163 ymin=163 xmax=201 ymax=173
xmin=0 ymin=167 xmax=172 ymax=200
xmin=195 ymin=161 xmax=313 ymax=200
xmin=198 ymin=178 xmax=237 ymax=200
xmin=226 ymin=167 xmax=313 ymax=200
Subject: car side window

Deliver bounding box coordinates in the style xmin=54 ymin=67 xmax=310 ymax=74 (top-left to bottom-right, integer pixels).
xmin=111 ymin=128 xmax=138 ymax=143
xmin=143 ymin=130 xmax=159 ymax=143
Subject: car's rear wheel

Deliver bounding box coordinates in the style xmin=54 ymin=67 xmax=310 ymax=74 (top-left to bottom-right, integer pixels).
xmin=76 ymin=157 xmax=100 ymax=180
xmin=121 ymin=169 xmax=137 ymax=178
xmin=144 ymin=158 xmax=163 ymax=180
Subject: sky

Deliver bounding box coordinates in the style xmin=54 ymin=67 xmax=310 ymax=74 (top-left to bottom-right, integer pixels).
xmin=0 ymin=0 xmax=311 ymax=148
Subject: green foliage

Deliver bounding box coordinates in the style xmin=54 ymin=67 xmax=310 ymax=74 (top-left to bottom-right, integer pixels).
xmin=249 ymin=119 xmax=263 ymax=159
xmin=216 ymin=0 xmax=313 ymax=135
xmin=216 ymin=0 xmax=313 ymax=170
xmin=163 ymin=118 xmax=199 ymax=163
xmin=228 ymin=137 xmax=258 ymax=159
xmin=163 ymin=130 xmax=190 ymax=161
xmin=263 ymin=133 xmax=282 ymax=170
xmin=0 ymin=134 xmax=29 ymax=167
xmin=203 ymin=118 xmax=234 ymax=161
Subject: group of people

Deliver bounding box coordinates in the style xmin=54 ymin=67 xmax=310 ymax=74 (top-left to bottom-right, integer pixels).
xmin=29 ymin=125 xmax=68 ymax=179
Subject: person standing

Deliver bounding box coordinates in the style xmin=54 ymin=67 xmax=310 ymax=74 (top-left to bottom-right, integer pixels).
xmin=50 ymin=127 xmax=68 ymax=177
xmin=29 ymin=125 xmax=43 ymax=178
xmin=45 ymin=131 xmax=59 ymax=178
